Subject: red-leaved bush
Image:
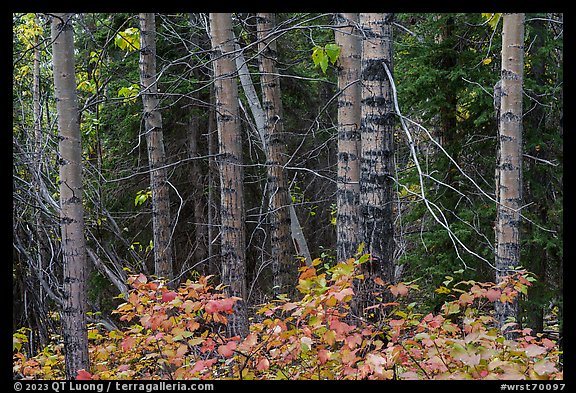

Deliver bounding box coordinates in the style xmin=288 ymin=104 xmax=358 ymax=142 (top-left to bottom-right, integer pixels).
xmin=13 ymin=256 xmax=563 ymax=380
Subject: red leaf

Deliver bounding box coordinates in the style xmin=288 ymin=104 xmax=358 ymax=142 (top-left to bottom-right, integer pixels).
xmin=484 ymin=289 xmax=501 ymax=302
xmin=162 ymin=291 xmax=178 ymax=303
xmin=121 ymin=336 xmax=136 ymax=352
xmin=256 ymin=357 xmax=270 ymax=371
xmin=329 ymin=318 xmax=354 ymax=336
xmin=205 ymin=300 xmax=218 ymax=314
xmin=75 ymin=369 xmax=92 ymax=380
xmin=200 ymin=337 xmax=216 ymax=353
xmin=218 ymin=298 xmax=236 ymax=312
xmin=217 ymin=341 xmax=237 ymax=357
xmin=318 ymin=349 xmax=330 ymax=364
xmin=541 ymin=338 xmax=556 ymax=349
xmin=389 ymin=319 xmax=405 ymax=328
xmin=191 ymin=358 xmax=217 ymax=374
xmin=525 ymin=343 xmax=546 ymax=357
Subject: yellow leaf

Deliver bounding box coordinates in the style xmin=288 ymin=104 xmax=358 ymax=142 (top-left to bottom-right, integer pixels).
xmin=483 ymin=57 xmax=492 ymax=65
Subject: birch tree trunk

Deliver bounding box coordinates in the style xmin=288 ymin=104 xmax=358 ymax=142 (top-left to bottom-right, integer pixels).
xmin=256 ymin=13 xmax=295 ymax=296
xmin=51 ymin=12 xmax=90 ymax=378
xmin=356 ymin=13 xmax=395 ymax=317
xmin=495 ymin=13 xmax=525 ymax=339
xmin=209 ymin=12 xmax=249 ymax=338
xmin=335 ymin=13 xmax=361 ymax=263
xmin=139 ymin=13 xmax=174 ymax=284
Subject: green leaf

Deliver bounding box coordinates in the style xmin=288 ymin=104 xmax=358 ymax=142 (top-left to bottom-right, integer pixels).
xmin=173 ymin=331 xmax=194 ymax=341
xmin=324 ymin=43 xmax=341 ymax=64
xmin=319 ymin=54 xmax=328 ymax=74
xmin=311 ymin=46 xmax=330 ymax=74
xmin=115 ymin=27 xmax=140 ymax=52
xmin=114 ymin=33 xmax=127 ymax=51
xmin=356 ymin=242 xmax=365 ymax=256
xmin=481 ymin=13 xmax=502 ymax=30
xmin=311 ymin=46 xmax=324 ymax=67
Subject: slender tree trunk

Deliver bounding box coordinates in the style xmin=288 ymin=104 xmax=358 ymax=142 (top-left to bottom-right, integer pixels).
xmin=139 ymin=13 xmax=174 ymax=284
xmin=187 ymin=13 xmax=209 ymax=276
xmin=209 ymin=12 xmax=249 ymax=338
xmin=335 ymin=13 xmax=361 ymax=263
xmin=207 ymin=85 xmax=219 ymax=276
xmin=356 ymin=13 xmax=395 ymax=317
xmin=51 ymin=12 xmax=90 ymax=379
xmin=495 ymin=13 xmax=525 ymax=339
xmin=437 ymin=15 xmax=459 ymax=221
xmin=523 ymin=17 xmax=546 ymax=336
xmin=256 ymin=13 xmax=295 ymax=297
xmin=33 ymin=17 xmax=42 ymax=169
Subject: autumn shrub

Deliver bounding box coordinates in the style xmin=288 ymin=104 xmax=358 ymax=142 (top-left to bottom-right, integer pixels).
xmin=13 ymin=255 xmax=563 ymax=380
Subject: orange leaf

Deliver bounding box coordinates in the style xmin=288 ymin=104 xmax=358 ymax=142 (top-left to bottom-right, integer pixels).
xmin=299 ymin=266 xmax=317 ymax=280
xmin=334 ymin=287 xmax=354 ymax=301
xmin=389 ymin=282 xmax=409 ymax=297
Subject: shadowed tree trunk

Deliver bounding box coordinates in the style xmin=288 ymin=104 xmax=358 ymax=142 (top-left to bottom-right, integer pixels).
xmin=51 ymin=12 xmax=90 ymax=379
xmin=139 ymin=13 xmax=174 ymax=284
xmin=495 ymin=13 xmax=525 ymax=339
xmin=209 ymin=12 xmax=249 ymax=338
xmin=187 ymin=13 xmax=209 ymax=276
xmin=335 ymin=12 xmax=361 ymax=263
xmin=256 ymin=13 xmax=295 ymax=297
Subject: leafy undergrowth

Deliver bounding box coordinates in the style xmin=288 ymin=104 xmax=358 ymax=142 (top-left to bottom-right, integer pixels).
xmin=13 ymin=256 xmax=563 ymax=380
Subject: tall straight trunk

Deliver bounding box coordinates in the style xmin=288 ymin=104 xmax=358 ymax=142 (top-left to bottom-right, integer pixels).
xmin=523 ymin=17 xmax=547 ymax=336
xmin=51 ymin=12 xmax=90 ymax=378
xmin=187 ymin=13 xmax=209 ymax=276
xmin=209 ymin=12 xmax=249 ymax=338
xmin=495 ymin=13 xmax=525 ymax=338
xmin=256 ymin=13 xmax=294 ymax=296
xmin=139 ymin=13 xmax=174 ymax=283
xmin=437 ymin=15 xmax=459 ymax=216
xmin=356 ymin=13 xmax=395 ymax=317
xmin=335 ymin=13 xmax=361 ymax=263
